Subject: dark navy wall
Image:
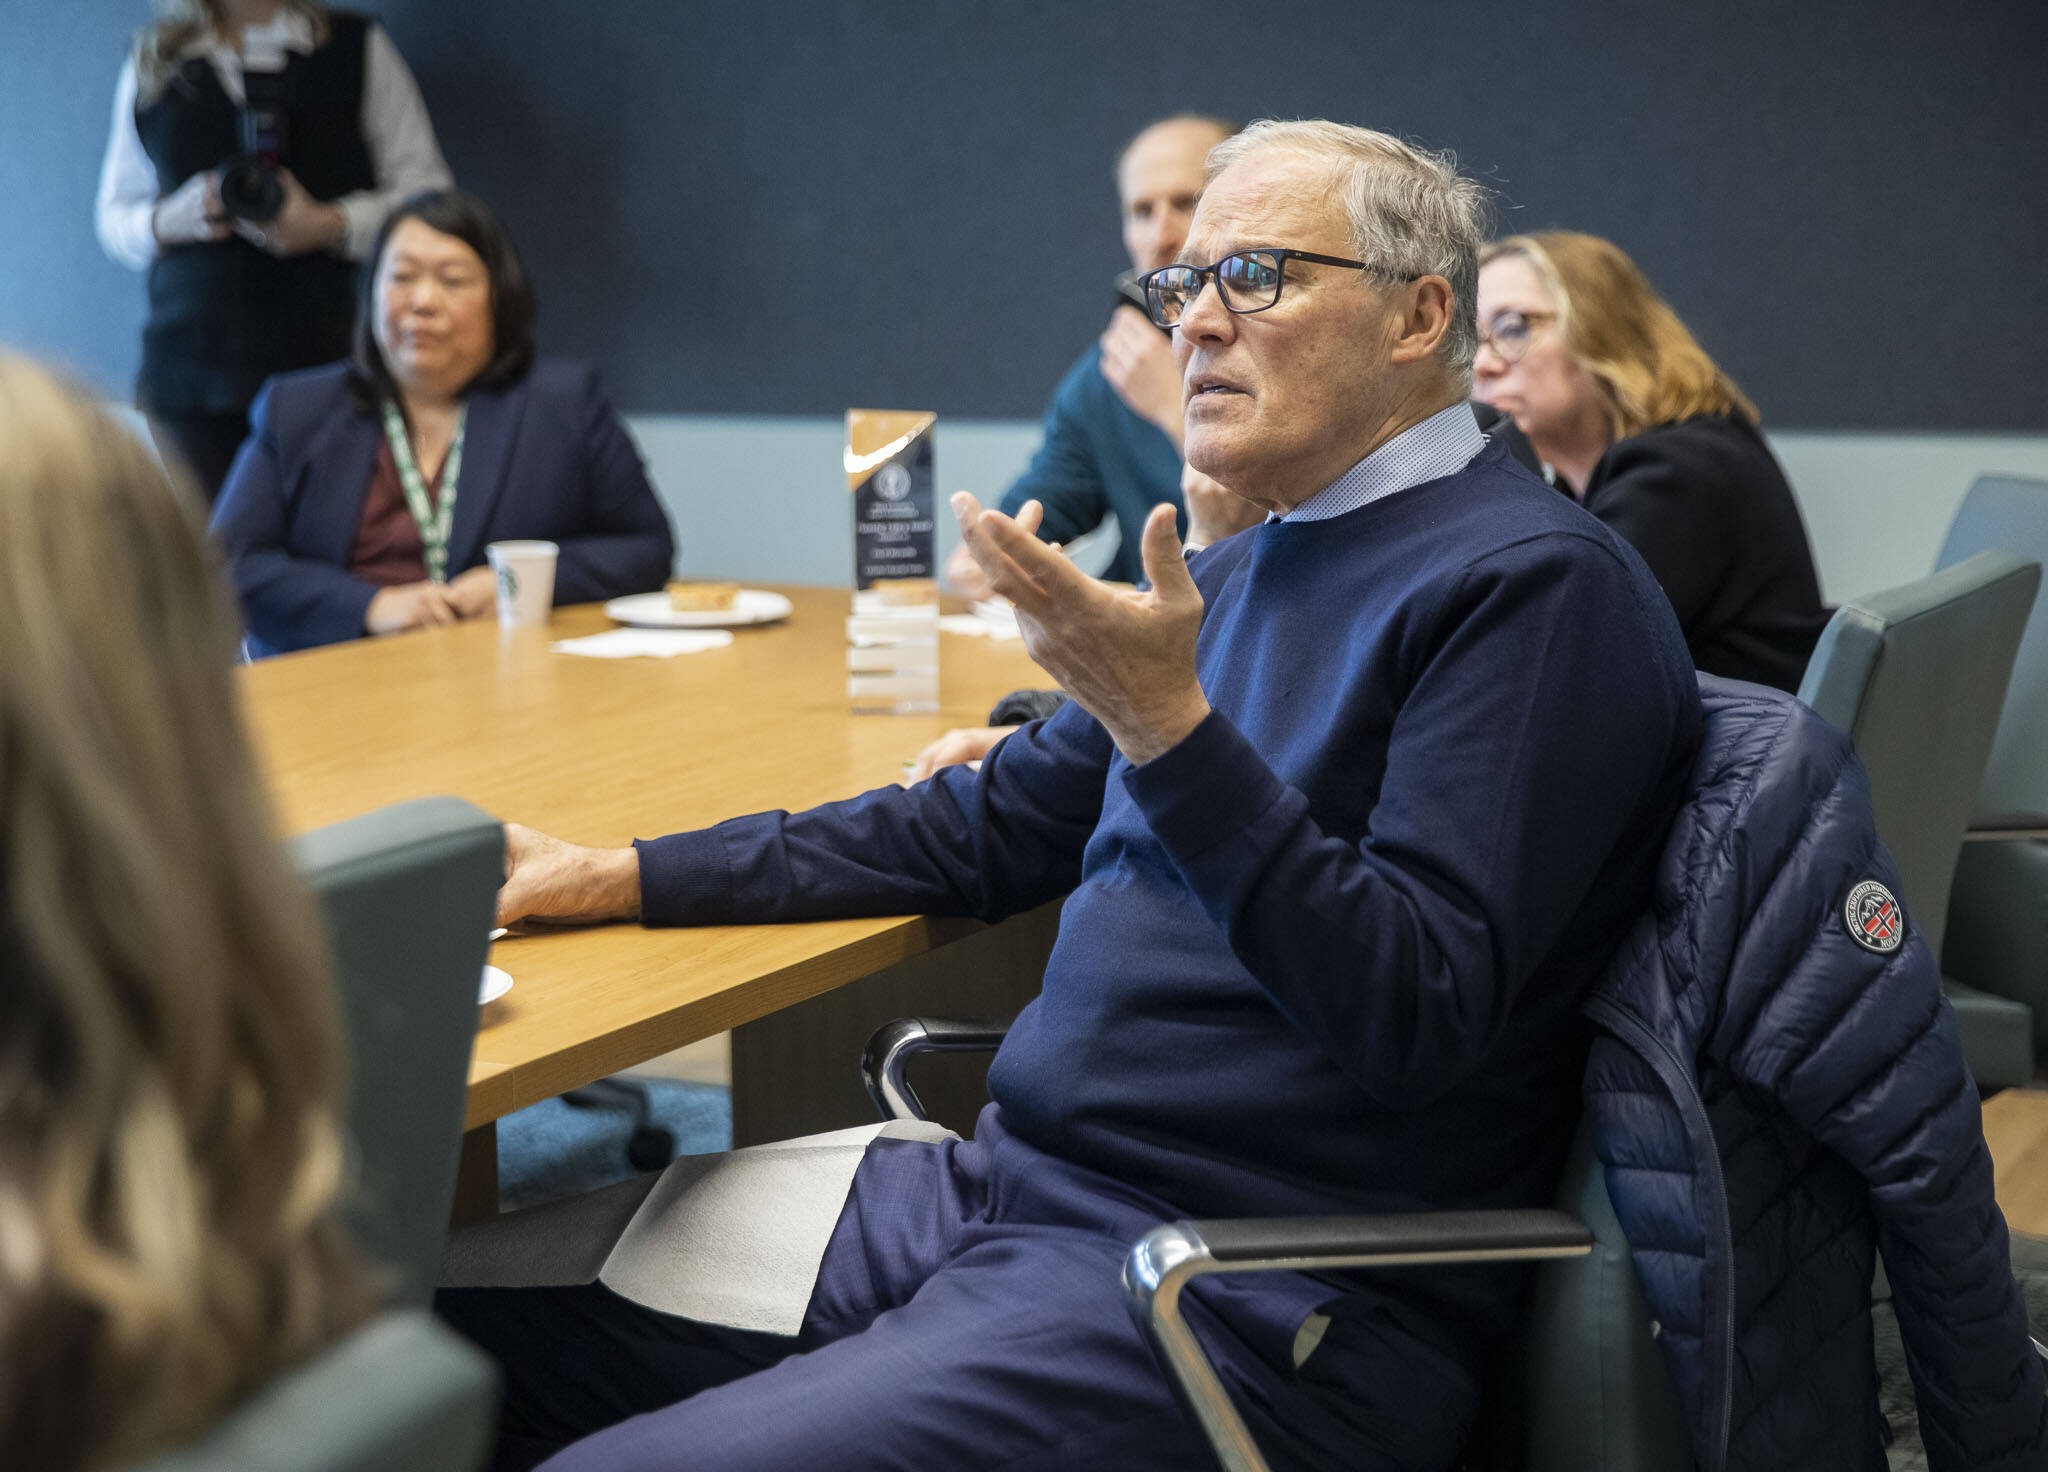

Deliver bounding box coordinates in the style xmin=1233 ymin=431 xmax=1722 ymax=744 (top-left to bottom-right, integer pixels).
xmin=2 ymin=1 xmax=2041 ymax=427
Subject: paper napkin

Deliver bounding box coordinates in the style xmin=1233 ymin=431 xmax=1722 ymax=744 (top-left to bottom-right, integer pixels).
xmin=552 ymin=629 xmax=736 ymax=659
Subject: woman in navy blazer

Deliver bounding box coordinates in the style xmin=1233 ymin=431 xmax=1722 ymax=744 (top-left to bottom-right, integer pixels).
xmin=211 ymin=189 xmax=674 ymax=656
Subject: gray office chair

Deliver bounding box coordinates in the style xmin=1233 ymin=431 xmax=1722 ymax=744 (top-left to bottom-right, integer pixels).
xmin=1796 ymin=550 xmax=2041 ymax=1089
xmin=291 ymin=796 xmax=504 ymax=1305
xmin=130 ymin=1310 xmax=498 ymax=1472
xmin=1936 ymin=474 xmax=2048 ymax=1073
xmin=861 ymin=1021 xmax=1691 ymax=1472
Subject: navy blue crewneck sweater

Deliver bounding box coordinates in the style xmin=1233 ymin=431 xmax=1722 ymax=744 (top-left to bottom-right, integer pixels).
xmin=639 ymin=438 xmax=1700 ymax=1320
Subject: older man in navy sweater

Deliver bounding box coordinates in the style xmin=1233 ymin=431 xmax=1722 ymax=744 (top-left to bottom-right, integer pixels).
xmin=462 ymin=121 xmax=1703 ymax=1472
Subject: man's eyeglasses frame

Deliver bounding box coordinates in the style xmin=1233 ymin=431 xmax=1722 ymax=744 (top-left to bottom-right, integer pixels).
xmin=1138 ymin=248 xmax=1420 ymax=330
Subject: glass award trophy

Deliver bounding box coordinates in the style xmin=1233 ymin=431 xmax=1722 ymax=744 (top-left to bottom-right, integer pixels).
xmin=846 ymin=409 xmax=939 ymax=714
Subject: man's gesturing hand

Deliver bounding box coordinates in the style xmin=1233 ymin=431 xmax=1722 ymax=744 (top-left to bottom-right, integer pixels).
xmin=496 ymin=822 xmax=642 ymax=928
xmin=952 ymin=492 xmax=1208 ymax=766
xmin=908 ymin=725 xmax=1014 ymax=782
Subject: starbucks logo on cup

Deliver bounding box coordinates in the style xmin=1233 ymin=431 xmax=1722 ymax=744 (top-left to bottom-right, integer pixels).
xmin=875 ymin=462 xmax=912 ymax=501
xmin=496 ymin=564 xmax=519 ymax=602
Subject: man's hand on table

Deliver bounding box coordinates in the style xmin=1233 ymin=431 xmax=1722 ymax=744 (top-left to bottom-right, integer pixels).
xmin=1098 ymin=305 xmax=1185 ymax=452
xmin=908 ymin=725 xmax=1017 ymax=782
xmin=496 ymin=822 xmax=642 ymax=927
xmin=952 ymin=492 xmax=1208 ymax=766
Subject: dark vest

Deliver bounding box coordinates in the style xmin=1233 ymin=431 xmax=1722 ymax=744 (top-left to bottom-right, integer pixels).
xmin=133 ymin=12 xmax=374 ymax=414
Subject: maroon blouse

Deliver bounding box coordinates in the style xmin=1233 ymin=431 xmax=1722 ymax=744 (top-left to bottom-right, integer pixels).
xmin=347 ymin=437 xmax=446 ymax=587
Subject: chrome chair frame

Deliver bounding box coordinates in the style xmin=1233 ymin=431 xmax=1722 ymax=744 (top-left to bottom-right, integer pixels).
xmin=861 ymin=1018 xmax=1599 ymax=1472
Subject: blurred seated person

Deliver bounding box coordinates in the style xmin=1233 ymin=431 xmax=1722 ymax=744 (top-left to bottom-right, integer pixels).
xmin=944 ymin=114 xmax=1265 ymax=603
xmin=1475 ymin=231 xmax=1829 ymax=691
xmin=211 ymin=189 xmax=675 ymax=655
xmin=0 ymin=355 xmax=365 ymax=1468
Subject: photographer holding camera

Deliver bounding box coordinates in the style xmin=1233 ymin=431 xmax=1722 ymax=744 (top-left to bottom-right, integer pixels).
xmin=96 ymin=0 xmax=450 ymax=504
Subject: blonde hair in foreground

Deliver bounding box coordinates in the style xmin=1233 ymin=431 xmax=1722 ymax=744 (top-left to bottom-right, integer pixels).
xmin=134 ymin=0 xmax=332 ymax=101
xmin=1481 ymin=231 xmax=1758 ymax=441
xmin=0 ymin=356 xmax=362 ymax=1469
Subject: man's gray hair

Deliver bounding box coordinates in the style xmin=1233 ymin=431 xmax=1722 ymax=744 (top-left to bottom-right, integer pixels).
xmin=1207 ymin=121 xmax=1490 ymax=382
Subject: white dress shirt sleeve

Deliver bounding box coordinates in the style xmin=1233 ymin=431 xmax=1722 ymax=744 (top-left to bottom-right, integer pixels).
xmin=95 ymin=56 xmax=162 ymax=272
xmin=335 ymin=24 xmax=453 ymax=261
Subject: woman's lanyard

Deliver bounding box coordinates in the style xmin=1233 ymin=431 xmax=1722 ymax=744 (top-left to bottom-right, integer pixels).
xmin=380 ymin=399 xmax=467 ymax=584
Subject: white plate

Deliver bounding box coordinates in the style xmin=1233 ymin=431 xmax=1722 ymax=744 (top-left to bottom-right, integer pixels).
xmin=604 ymin=589 xmax=793 ymax=629
xmin=479 ymin=964 xmax=513 ymax=1006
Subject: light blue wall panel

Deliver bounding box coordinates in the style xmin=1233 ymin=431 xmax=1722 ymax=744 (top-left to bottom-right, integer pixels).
xmin=625 ymin=413 xmax=2048 ymax=609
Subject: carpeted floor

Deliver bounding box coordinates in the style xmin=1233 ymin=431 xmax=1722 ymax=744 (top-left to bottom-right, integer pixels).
xmin=496 ymin=1078 xmax=732 ymax=1213
xmin=1876 ymin=1232 xmax=2048 ymax=1469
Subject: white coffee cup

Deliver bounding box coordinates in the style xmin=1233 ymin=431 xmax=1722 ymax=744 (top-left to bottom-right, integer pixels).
xmin=486 ymin=540 xmax=558 ymax=628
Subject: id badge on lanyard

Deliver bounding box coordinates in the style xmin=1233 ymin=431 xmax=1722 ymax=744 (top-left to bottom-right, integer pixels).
xmin=380 ymin=399 xmax=466 ymax=583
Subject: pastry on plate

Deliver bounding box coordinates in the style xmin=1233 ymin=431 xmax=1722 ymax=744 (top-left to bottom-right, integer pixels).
xmin=667 ymin=580 xmax=739 ymax=612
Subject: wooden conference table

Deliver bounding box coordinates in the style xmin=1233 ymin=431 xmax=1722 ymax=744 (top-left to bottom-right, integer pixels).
xmin=238 ymin=586 xmax=1048 ymax=1207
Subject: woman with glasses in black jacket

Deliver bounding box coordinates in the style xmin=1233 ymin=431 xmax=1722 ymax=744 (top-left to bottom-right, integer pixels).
xmin=1474 ymin=231 xmax=1829 ymax=692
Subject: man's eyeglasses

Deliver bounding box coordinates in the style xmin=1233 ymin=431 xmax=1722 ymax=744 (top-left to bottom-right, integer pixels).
xmin=1138 ymin=249 xmax=1417 ymax=329
xmin=1476 ymin=309 xmax=1556 ymax=366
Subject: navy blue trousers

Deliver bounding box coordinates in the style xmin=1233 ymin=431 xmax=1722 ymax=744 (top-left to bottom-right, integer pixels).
xmin=438 ymin=1110 xmax=1480 ymax=1471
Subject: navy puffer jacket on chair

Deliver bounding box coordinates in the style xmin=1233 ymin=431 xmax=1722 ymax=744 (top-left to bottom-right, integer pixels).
xmin=1583 ymin=676 xmax=2046 ymax=1471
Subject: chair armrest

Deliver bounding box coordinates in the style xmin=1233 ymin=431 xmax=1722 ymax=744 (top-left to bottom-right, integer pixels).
xmin=1122 ymin=1211 xmax=1591 ymax=1472
xmin=1964 ymin=812 xmax=2048 ymax=842
xmin=132 ymin=1309 xmax=499 ymax=1472
xmin=1945 ymin=840 xmax=2048 ymax=1055
xmin=1188 ymin=1209 xmax=1595 ymax=1268
xmin=860 ymin=1016 xmax=1011 ymax=1122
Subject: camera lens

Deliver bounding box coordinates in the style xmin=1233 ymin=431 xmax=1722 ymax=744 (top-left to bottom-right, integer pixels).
xmin=219 ymin=158 xmax=283 ymax=223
